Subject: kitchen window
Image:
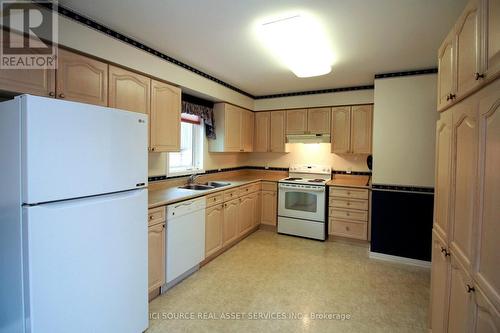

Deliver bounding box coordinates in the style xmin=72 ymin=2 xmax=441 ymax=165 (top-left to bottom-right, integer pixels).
xmin=167 ymin=114 xmax=204 ymax=176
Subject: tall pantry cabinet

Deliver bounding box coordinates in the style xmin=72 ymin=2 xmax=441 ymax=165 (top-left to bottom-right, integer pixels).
xmin=430 ymin=0 xmax=500 ymax=331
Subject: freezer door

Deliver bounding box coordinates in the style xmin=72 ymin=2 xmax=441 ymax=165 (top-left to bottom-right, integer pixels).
xmin=22 ymin=189 xmax=148 ymax=333
xmin=21 ymin=95 xmax=148 ymax=204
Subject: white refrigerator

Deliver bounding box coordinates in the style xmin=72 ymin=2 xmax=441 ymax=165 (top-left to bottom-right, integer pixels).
xmin=0 ymin=95 xmax=149 ymax=333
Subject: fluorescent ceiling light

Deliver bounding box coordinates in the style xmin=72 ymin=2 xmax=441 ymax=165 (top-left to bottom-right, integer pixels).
xmin=257 ymin=13 xmax=334 ymax=78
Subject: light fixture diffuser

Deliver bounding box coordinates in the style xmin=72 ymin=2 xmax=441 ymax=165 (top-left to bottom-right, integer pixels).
xmin=258 ymin=13 xmax=334 ymax=78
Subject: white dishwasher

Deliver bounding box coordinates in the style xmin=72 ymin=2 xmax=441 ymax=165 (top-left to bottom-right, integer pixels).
xmin=164 ymin=197 xmax=206 ymax=289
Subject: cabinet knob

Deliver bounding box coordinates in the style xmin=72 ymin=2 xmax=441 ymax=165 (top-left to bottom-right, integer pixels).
xmin=466 ymin=284 xmax=475 ymax=293
xmin=346 ymin=226 xmax=350 ymax=231
xmin=440 ymin=247 xmax=450 ymax=257
xmin=347 ymin=202 xmax=351 ymax=206
xmin=149 ymin=216 xmax=153 ymax=220
xmin=346 ymin=212 xmax=350 ymax=216
xmin=58 ymin=93 xmax=65 ymax=98
xmin=151 ymin=147 xmax=156 ymax=152
xmin=48 ymin=91 xmax=55 ymax=97
xmin=449 ymin=94 xmax=456 ymax=100
xmin=475 ymin=72 xmax=485 ymax=80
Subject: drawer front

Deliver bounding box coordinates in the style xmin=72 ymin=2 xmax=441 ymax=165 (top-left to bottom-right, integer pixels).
xmin=330 ymin=187 xmax=369 ymax=200
xmin=239 ymin=183 xmax=260 ymax=196
xmin=261 ymin=181 xmax=277 ymax=192
xmin=148 ymin=206 xmax=165 ymax=226
xmin=330 ymin=219 xmax=367 ymax=240
xmin=206 ymin=192 xmax=224 ymax=207
xmin=329 ymin=208 xmax=368 ymax=222
xmin=224 ymin=188 xmax=240 ymax=201
xmin=329 ymin=197 xmax=368 ymax=211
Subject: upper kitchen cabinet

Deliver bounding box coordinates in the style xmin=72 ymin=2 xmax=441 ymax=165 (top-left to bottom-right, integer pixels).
xmin=350 ymin=105 xmax=373 ymax=154
xmin=209 ymin=103 xmax=254 ymax=152
xmin=109 ymin=65 xmax=151 ymax=114
xmin=331 ymin=106 xmax=351 ymax=153
xmin=0 ymin=33 xmax=55 ymax=97
xmin=56 ymin=49 xmax=108 ymax=106
xmin=485 ymin=0 xmax=500 ymax=80
xmin=307 ymin=108 xmax=331 ymax=134
xmin=254 ymin=112 xmax=270 ymax=152
xmin=331 ymin=105 xmax=372 ymax=154
xmin=285 ymin=108 xmax=331 ymax=135
xmin=150 ymin=80 xmax=181 ymax=152
xmin=437 ymin=30 xmax=457 ymax=110
xmin=269 ymin=111 xmax=287 ymax=153
xmin=455 ymin=0 xmax=481 ymax=99
xmin=286 ymin=109 xmax=308 ymax=134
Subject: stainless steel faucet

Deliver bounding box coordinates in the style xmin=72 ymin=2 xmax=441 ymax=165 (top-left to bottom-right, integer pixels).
xmin=187 ymin=174 xmax=201 ymax=184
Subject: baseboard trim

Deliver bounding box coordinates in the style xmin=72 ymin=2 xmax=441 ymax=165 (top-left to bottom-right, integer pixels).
xmin=369 ymin=251 xmax=431 ymax=268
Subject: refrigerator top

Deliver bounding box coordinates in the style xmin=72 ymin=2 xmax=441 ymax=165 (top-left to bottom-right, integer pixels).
xmin=15 ymin=95 xmax=148 ymax=204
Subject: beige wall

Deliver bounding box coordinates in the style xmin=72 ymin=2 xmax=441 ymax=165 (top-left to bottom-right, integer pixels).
xmin=244 ymin=143 xmax=370 ymax=171
xmin=372 ymin=75 xmax=438 ymax=187
xmin=254 ymin=89 xmax=374 ymax=111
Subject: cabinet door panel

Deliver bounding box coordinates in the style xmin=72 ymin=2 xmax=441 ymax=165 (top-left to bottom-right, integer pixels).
xmin=351 ymin=105 xmax=373 ymax=154
xmin=472 ymin=287 xmax=500 ymax=333
xmin=438 ymin=32 xmax=456 ymax=110
xmin=241 ymin=110 xmax=254 ymax=152
xmin=434 ymin=110 xmax=453 ymax=242
xmin=447 ymin=258 xmax=474 ymax=333
xmin=270 ymin=111 xmax=286 ymax=152
xmin=148 ymin=223 xmax=165 ymax=292
xmin=205 ymin=204 xmax=223 ymax=257
xmin=223 ymin=199 xmax=239 ymax=246
xmin=238 ymin=195 xmax=254 ymax=236
xmin=307 ymin=108 xmax=331 ymax=134
xmin=109 ymin=65 xmax=150 ymax=114
xmin=331 ymin=106 xmax=351 ymax=153
xmin=255 ymin=192 xmax=262 ymax=227
xmin=451 ymin=104 xmax=478 ymax=271
xmin=486 ymin=0 xmax=500 ymax=80
xmin=224 ymin=105 xmax=242 ymax=152
xmin=57 ymin=49 xmax=108 ymax=106
xmin=456 ymin=0 xmax=480 ymax=97
xmin=254 ymin=112 xmax=270 ymax=152
xmin=261 ymin=191 xmax=276 ymax=226
xmin=286 ymin=109 xmax=307 ymax=134
xmin=150 ymin=80 xmax=181 ymax=152
xmin=430 ymin=230 xmax=451 ymax=333
xmin=476 ymin=86 xmax=500 ymax=310
xmin=0 ymin=33 xmax=55 ymax=97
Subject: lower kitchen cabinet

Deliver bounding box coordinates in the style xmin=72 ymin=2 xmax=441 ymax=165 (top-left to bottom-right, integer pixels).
xmin=430 ymin=230 xmax=451 ymax=333
xmin=471 ymin=286 xmax=500 ymax=333
xmin=254 ymin=191 xmax=262 ymax=227
xmin=223 ymin=198 xmax=239 ymax=246
xmin=205 ymin=204 xmax=224 ymax=258
xmin=328 ymin=186 xmax=370 ymax=240
xmin=148 ymin=222 xmax=165 ymax=293
xmin=447 ymin=256 xmax=474 ymax=333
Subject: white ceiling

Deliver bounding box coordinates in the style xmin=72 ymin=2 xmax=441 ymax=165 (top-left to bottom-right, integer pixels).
xmin=59 ymin=0 xmax=467 ymax=96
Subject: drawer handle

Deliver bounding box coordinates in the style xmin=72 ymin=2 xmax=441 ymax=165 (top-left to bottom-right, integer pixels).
xmin=346 ymin=212 xmax=350 ymax=216
xmin=475 ymin=72 xmax=485 ymax=80
xmin=346 ymin=202 xmax=351 ymax=206
xmin=346 ymin=226 xmax=350 ymax=231
xmin=213 ymin=198 xmax=216 ymax=201
xmin=149 ymin=216 xmax=153 ymax=220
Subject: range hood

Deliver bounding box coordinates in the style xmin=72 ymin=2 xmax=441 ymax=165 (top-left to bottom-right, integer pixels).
xmin=286 ymin=134 xmax=331 ymax=144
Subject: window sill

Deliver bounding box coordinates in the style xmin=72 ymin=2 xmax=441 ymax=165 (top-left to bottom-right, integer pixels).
xmin=167 ymin=168 xmax=205 ymax=178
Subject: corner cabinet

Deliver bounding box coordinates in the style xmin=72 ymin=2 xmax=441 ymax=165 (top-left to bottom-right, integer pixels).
xmin=56 ymin=49 xmax=108 ymax=106
xmin=108 ymin=65 xmax=151 ymax=114
xmin=209 ymin=103 xmax=254 ymax=152
xmin=150 ymin=80 xmax=181 ymax=152
xmin=331 ymin=105 xmax=372 ymax=154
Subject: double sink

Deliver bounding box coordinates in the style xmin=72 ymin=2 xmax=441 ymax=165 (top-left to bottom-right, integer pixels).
xmin=178 ymin=181 xmax=231 ymax=191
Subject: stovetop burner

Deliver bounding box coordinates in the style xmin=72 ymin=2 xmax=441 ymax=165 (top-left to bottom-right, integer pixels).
xmin=284 ymin=177 xmax=303 ymax=181
xmin=308 ymin=179 xmax=327 ymax=183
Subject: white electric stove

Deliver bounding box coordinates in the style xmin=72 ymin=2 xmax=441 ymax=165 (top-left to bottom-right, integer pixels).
xmin=277 ymin=165 xmax=331 ymax=240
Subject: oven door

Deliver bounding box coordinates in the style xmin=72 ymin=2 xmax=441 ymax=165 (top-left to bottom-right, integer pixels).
xmin=278 ymin=183 xmax=325 ymax=222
